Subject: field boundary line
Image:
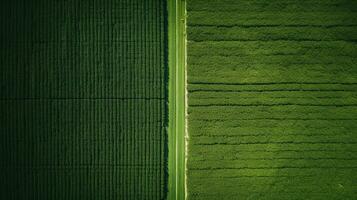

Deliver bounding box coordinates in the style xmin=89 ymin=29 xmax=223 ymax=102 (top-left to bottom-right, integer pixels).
xmin=168 ymin=0 xmax=186 ymax=199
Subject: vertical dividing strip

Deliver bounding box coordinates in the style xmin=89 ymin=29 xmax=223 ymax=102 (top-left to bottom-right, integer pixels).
xmin=177 ymin=0 xmax=186 ymax=199
xmin=168 ymin=0 xmax=186 ymax=199
xmin=182 ymin=1 xmax=188 ymax=199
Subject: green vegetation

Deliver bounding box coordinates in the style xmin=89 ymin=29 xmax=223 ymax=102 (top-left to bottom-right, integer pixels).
xmin=0 ymin=0 xmax=168 ymax=199
xmin=168 ymin=0 xmax=186 ymax=199
xmin=3 ymin=0 xmax=357 ymax=199
xmin=187 ymin=0 xmax=357 ymax=199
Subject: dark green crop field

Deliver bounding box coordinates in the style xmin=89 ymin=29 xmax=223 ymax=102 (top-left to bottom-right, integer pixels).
xmin=187 ymin=0 xmax=357 ymax=199
xmin=0 ymin=0 xmax=168 ymax=199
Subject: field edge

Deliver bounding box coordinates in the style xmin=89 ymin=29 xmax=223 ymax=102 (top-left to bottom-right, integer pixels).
xmin=168 ymin=0 xmax=186 ymax=199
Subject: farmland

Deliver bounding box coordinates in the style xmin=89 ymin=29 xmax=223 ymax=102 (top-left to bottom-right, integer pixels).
xmin=0 ymin=0 xmax=168 ymax=199
xmin=2 ymin=0 xmax=357 ymax=199
xmin=186 ymin=0 xmax=357 ymax=199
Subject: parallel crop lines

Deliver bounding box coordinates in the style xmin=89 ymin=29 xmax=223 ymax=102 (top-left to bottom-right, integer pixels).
xmin=0 ymin=0 xmax=167 ymax=199
xmin=186 ymin=0 xmax=357 ymax=199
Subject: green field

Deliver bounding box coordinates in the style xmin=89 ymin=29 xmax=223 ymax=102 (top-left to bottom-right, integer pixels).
xmin=187 ymin=0 xmax=357 ymax=199
xmin=2 ymin=0 xmax=357 ymax=199
xmin=0 ymin=0 xmax=168 ymax=199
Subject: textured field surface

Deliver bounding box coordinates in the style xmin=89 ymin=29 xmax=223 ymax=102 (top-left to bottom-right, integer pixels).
xmin=187 ymin=0 xmax=357 ymax=199
xmin=0 ymin=0 xmax=167 ymax=199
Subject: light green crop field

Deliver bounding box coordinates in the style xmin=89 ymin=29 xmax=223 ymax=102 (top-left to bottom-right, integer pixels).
xmin=186 ymin=0 xmax=357 ymax=199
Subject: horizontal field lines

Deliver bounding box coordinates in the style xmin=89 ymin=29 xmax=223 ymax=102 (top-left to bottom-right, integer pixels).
xmin=188 ymin=82 xmax=357 ymax=109
xmin=188 ymin=24 xmax=357 ymax=28
xmin=186 ymin=0 xmax=357 ymax=199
